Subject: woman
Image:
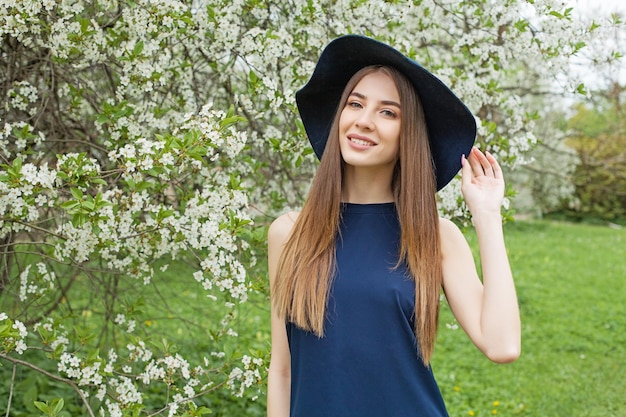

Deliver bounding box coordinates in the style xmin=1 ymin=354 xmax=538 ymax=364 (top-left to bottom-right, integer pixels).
xmin=267 ymin=35 xmax=521 ymax=417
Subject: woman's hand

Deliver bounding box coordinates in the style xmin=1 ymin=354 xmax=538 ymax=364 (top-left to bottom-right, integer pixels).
xmin=461 ymin=147 xmax=505 ymax=217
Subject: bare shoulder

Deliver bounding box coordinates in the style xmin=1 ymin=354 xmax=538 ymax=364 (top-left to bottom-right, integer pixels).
xmin=267 ymin=211 xmax=300 ymax=287
xmin=438 ymin=217 xmax=467 ymax=253
xmin=438 ymin=217 xmax=462 ymax=238
xmin=268 ymin=211 xmax=300 ymax=247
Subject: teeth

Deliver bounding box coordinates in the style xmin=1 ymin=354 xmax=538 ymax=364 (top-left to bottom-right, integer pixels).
xmin=350 ymin=138 xmax=374 ymax=146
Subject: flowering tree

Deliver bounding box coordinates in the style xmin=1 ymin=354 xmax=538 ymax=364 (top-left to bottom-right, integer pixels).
xmin=513 ymin=9 xmax=626 ymax=217
xmin=0 ymin=0 xmax=621 ymax=415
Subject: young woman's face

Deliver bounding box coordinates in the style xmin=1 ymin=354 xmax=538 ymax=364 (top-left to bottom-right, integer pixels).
xmin=338 ymin=71 xmax=402 ymax=171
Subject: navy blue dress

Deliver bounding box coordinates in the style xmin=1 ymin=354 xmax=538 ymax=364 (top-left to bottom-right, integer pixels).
xmin=287 ymin=203 xmax=448 ymax=417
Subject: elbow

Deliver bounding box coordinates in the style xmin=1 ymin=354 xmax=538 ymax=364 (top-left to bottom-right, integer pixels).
xmin=268 ymin=359 xmax=291 ymax=380
xmin=485 ymin=345 xmax=521 ymax=364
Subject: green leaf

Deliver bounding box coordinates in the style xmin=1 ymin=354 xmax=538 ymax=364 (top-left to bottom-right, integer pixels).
xmin=13 ymin=157 xmax=23 ymax=173
xmin=70 ymin=188 xmax=83 ymax=200
xmin=135 ymin=181 xmax=153 ymax=192
xmin=87 ymin=349 xmax=101 ymax=362
xmin=96 ymin=113 xmax=109 ymax=124
xmin=249 ymin=69 xmax=258 ymax=84
xmin=52 ymin=398 xmax=65 ymax=414
xmin=133 ymin=40 xmax=144 ymax=57
xmin=220 ymin=105 xmax=246 ymax=130
xmin=33 ymin=401 xmax=49 ymax=413
xmin=79 ymin=18 xmax=90 ymax=34
xmin=573 ymin=41 xmax=586 ymax=53
xmin=0 ymin=323 xmax=12 ymax=335
xmin=60 ymin=200 xmax=80 ymax=210
xmin=72 ymin=213 xmax=87 ymax=227
xmin=83 ymin=199 xmax=95 ymax=210
xmin=156 ymin=209 xmax=175 ymax=221
xmin=514 ymin=19 xmax=529 ymax=32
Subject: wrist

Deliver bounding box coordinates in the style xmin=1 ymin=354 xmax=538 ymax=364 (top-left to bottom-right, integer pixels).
xmin=471 ymin=210 xmax=503 ymax=227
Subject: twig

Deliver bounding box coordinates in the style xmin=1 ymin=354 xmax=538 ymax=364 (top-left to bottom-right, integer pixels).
xmin=144 ymin=381 xmax=226 ymax=417
xmin=6 ymin=363 xmax=16 ymax=417
xmin=5 ymin=220 xmax=66 ymax=240
xmin=0 ymin=353 xmax=96 ymax=417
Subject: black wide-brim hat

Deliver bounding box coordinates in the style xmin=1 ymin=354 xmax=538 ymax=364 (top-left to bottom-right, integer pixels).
xmin=295 ymin=35 xmax=477 ymax=191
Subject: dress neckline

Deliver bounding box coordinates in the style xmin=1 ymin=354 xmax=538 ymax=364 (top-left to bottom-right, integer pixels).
xmin=341 ymin=202 xmax=396 ymax=214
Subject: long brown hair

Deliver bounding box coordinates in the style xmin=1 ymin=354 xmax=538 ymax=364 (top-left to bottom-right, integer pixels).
xmin=272 ymin=66 xmax=442 ymax=364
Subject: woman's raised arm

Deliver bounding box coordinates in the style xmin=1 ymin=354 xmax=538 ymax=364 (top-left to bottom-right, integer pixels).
xmin=441 ymin=147 xmax=521 ymax=363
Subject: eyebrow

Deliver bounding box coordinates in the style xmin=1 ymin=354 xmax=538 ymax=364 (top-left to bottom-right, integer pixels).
xmin=349 ymin=91 xmax=401 ymax=108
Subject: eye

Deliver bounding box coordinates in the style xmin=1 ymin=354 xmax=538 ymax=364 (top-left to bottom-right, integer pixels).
xmin=381 ymin=109 xmax=398 ymax=118
xmin=346 ymin=100 xmax=363 ymax=109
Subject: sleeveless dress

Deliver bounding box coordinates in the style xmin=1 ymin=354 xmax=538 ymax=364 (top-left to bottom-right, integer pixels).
xmin=286 ymin=202 xmax=448 ymax=417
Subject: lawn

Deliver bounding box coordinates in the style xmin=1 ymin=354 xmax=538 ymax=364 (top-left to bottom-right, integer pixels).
xmin=434 ymin=220 xmax=626 ymax=417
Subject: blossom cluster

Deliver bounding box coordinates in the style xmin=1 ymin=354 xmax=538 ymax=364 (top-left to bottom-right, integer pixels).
xmin=0 ymin=313 xmax=28 ymax=355
xmin=0 ymin=313 xmax=263 ymax=415
xmin=227 ymin=354 xmax=264 ymax=398
xmin=18 ymin=263 xmax=56 ymax=302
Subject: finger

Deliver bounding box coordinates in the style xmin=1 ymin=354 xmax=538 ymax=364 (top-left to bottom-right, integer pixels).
xmin=485 ymin=151 xmax=503 ymax=179
xmin=461 ymin=154 xmax=472 ymax=187
xmin=468 ymin=147 xmax=486 ymax=176
xmin=473 ymin=147 xmax=494 ymax=176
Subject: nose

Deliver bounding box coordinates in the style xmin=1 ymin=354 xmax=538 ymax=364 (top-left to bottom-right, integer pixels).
xmin=355 ymin=110 xmax=374 ymax=130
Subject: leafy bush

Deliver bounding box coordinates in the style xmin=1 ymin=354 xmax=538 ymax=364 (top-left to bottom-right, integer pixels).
xmin=565 ymin=92 xmax=626 ymax=221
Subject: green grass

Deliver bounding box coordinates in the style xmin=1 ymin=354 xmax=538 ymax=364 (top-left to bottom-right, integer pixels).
xmin=434 ymin=220 xmax=626 ymax=417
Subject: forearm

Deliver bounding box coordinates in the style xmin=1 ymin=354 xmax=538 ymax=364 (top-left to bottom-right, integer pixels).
xmin=473 ymin=212 xmax=521 ymax=363
xmin=267 ymin=369 xmax=290 ymax=417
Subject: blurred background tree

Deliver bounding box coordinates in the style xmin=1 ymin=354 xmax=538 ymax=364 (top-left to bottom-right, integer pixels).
xmin=565 ymin=82 xmax=626 ymax=221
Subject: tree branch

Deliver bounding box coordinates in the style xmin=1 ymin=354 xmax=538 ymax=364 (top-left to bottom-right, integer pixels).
xmin=144 ymin=381 xmax=227 ymax=417
xmin=0 ymin=353 xmax=96 ymax=417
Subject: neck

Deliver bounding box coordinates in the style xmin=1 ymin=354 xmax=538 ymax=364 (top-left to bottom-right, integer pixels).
xmin=342 ymin=165 xmax=395 ymax=204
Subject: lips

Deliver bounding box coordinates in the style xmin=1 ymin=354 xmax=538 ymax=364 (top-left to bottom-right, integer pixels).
xmin=348 ymin=134 xmax=376 ymax=147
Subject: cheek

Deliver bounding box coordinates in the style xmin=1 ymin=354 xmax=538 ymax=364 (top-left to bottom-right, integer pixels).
xmin=389 ymin=125 xmax=401 ymax=151
xmin=338 ymin=109 xmax=350 ymax=133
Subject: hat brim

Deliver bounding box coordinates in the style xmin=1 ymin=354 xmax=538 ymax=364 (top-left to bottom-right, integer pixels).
xmin=295 ymin=35 xmax=477 ymax=191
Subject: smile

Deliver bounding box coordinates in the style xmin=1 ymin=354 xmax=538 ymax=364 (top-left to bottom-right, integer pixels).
xmin=349 ymin=137 xmax=376 ymax=146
